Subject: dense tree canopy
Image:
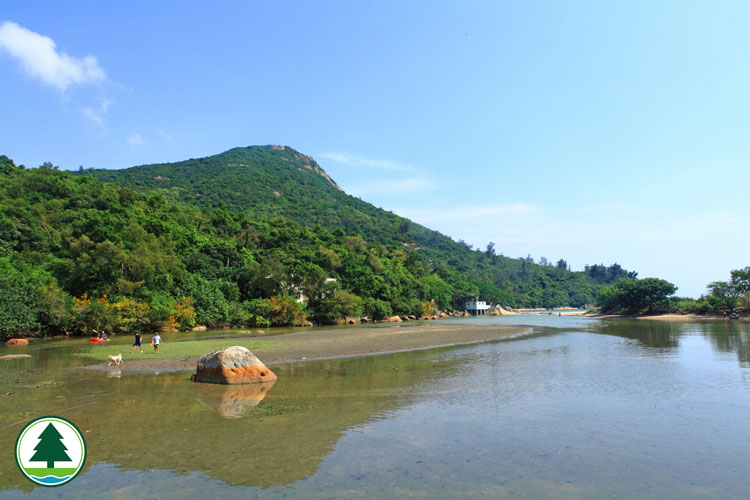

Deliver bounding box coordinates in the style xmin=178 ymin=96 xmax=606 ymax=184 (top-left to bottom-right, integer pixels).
xmin=598 ymin=278 xmax=677 ymax=314
xmin=0 ymin=149 xmax=637 ymax=339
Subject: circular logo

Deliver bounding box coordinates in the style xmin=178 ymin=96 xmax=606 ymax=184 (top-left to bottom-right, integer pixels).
xmin=15 ymin=416 xmax=87 ymax=487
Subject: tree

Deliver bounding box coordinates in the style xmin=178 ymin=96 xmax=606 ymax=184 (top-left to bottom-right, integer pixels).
xmin=730 ymin=267 xmax=750 ymax=295
xmin=598 ymin=278 xmax=677 ymax=313
xmin=485 ymin=242 xmax=495 ymax=258
xmin=623 ymin=278 xmax=677 ymax=313
xmin=705 ymin=281 xmax=739 ymax=312
xmin=313 ymin=290 xmax=362 ymax=324
xmin=31 ymin=423 xmax=71 ymax=468
xmin=419 ymin=274 xmax=453 ymax=310
xmin=0 ymin=272 xmax=40 ymax=336
xmin=248 ymin=295 xmax=306 ymax=326
xmin=0 ymin=155 xmax=18 ymax=174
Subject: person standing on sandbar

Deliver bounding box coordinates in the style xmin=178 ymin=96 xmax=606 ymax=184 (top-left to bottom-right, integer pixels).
xmin=132 ymin=331 xmax=143 ymax=353
xmin=152 ymin=333 xmax=161 ymax=354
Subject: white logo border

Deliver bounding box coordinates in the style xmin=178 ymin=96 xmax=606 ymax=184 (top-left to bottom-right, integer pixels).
xmin=15 ymin=416 xmax=87 ymax=487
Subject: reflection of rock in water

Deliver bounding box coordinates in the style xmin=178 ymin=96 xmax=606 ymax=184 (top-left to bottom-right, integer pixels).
xmin=106 ymin=368 xmax=122 ymax=378
xmin=196 ymin=380 xmax=275 ymax=418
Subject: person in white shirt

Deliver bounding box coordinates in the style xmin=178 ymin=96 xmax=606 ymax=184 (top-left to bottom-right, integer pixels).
xmin=152 ymin=333 xmax=162 ymax=353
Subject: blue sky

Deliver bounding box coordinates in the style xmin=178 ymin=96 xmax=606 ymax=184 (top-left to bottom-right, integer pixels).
xmin=1 ymin=1 xmax=749 ymax=298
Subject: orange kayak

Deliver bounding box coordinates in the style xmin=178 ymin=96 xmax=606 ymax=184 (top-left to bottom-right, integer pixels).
xmin=91 ymin=337 xmax=109 ymax=343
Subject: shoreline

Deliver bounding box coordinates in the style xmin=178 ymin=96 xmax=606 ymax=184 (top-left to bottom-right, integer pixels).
xmin=81 ymin=323 xmax=532 ymax=373
xmin=588 ymin=313 xmax=748 ymax=321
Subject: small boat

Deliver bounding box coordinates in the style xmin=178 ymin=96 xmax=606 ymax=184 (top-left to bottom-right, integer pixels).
xmin=91 ymin=337 xmax=109 ymax=343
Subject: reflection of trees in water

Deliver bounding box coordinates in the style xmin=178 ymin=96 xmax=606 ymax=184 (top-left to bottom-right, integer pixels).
xmin=592 ymin=319 xmax=750 ymax=366
xmin=594 ymin=319 xmax=681 ymax=349
xmin=595 ymin=319 xmax=750 ymax=367
xmin=699 ymin=322 xmax=750 ymax=367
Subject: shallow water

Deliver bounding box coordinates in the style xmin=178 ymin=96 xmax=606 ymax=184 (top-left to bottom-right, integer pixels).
xmin=1 ymin=316 xmax=749 ymax=499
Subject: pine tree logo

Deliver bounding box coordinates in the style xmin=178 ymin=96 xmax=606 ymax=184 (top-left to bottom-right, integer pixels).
xmin=31 ymin=423 xmax=71 ymax=468
xmin=15 ymin=416 xmax=86 ymax=487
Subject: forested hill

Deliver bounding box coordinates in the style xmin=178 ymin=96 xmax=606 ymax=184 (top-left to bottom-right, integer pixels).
xmin=0 ymin=149 xmax=633 ymax=339
xmin=83 ymin=145 xmax=633 ymax=307
xmin=85 ymin=145 xmax=407 ymax=243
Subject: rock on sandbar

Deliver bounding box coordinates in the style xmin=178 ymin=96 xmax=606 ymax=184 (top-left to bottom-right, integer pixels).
xmin=195 ymin=346 xmax=277 ymax=385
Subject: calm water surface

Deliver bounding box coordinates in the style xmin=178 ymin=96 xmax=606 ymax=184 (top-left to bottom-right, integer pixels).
xmin=1 ymin=315 xmax=748 ymax=499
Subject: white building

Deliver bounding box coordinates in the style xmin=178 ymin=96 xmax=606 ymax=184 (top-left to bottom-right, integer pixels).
xmin=293 ymin=278 xmax=338 ymax=304
xmin=465 ymin=300 xmax=490 ymax=316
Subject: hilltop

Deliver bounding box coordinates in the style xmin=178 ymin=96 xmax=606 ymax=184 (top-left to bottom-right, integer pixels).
xmin=87 ymin=145 xmax=344 ymax=216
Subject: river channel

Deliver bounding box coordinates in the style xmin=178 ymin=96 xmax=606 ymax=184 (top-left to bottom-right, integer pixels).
xmin=1 ymin=314 xmax=748 ymax=499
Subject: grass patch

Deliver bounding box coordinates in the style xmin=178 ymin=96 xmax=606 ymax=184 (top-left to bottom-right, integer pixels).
xmin=9 ymin=411 xmax=33 ymax=420
xmin=249 ymin=401 xmax=301 ymax=417
xmin=73 ymin=339 xmax=284 ymax=361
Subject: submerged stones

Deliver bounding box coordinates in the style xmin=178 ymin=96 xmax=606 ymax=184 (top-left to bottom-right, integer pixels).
xmin=194 ymin=346 xmax=277 ymax=385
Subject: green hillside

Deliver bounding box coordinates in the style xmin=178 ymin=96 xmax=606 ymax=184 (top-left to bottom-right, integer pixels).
xmin=85 ymin=145 xmax=406 ymax=243
xmin=0 ymin=149 xmax=633 ymax=339
xmin=83 ymin=146 xmax=632 ymax=307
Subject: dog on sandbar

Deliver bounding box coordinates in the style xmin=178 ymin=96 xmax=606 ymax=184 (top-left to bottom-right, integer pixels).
xmin=107 ymin=353 xmax=123 ymax=366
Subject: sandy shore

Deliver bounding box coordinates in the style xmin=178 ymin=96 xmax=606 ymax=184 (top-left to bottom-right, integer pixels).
xmin=538 ymin=311 xmax=589 ymax=316
xmin=84 ymin=323 xmax=531 ymax=373
xmin=584 ymin=312 xmax=746 ymax=321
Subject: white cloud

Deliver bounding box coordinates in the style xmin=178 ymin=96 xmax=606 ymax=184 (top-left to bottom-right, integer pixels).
xmin=320 ymin=152 xmax=419 ymax=173
xmin=127 ymin=133 xmax=144 ymax=145
xmin=98 ymin=98 xmax=113 ymax=113
xmin=81 ymin=106 xmax=103 ymax=126
xmin=158 ymin=129 xmax=175 ymax=144
xmin=0 ymin=21 xmax=106 ymax=91
xmin=81 ymin=98 xmax=114 ymax=126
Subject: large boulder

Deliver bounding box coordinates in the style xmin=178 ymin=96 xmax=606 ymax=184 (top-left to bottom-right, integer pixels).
xmin=488 ymin=305 xmax=519 ymax=316
xmin=195 ymin=346 xmax=277 ymax=385
xmin=5 ymin=339 xmax=28 ymax=347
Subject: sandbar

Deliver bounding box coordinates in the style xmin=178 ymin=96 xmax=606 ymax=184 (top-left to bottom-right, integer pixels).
xmin=85 ymin=323 xmax=531 ymax=373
